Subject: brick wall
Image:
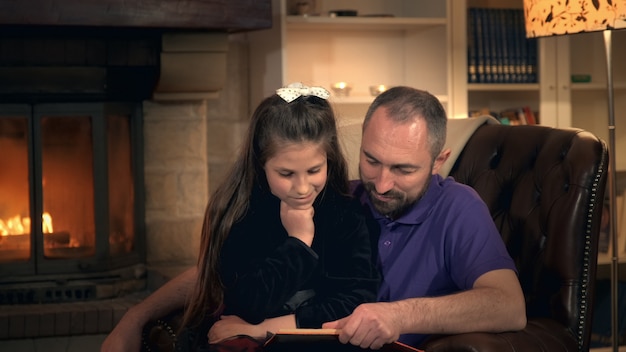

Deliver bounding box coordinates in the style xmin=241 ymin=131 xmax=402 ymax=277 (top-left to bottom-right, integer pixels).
xmin=0 ymin=293 xmax=146 ymax=340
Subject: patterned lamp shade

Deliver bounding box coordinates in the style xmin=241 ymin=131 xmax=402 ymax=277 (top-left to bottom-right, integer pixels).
xmin=523 ymin=0 xmax=626 ymax=37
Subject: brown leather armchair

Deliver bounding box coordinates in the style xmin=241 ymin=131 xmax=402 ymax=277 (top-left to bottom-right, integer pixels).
xmin=421 ymin=123 xmax=609 ymax=352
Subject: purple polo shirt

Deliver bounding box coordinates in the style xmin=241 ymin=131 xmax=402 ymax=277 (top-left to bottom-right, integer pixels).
xmin=352 ymin=174 xmax=516 ymax=347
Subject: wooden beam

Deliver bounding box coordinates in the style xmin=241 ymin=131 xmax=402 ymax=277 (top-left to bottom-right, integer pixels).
xmin=0 ymin=0 xmax=272 ymax=32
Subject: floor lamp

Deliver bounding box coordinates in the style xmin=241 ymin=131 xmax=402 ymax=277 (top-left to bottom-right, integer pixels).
xmin=523 ymin=1 xmax=626 ymax=351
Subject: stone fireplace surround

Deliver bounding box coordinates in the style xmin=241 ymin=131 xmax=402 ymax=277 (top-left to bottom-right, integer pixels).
xmin=0 ymin=0 xmax=271 ymax=347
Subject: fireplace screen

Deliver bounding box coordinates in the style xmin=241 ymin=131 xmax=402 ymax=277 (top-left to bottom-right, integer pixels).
xmin=0 ymin=114 xmax=30 ymax=262
xmin=0 ymin=103 xmax=143 ymax=277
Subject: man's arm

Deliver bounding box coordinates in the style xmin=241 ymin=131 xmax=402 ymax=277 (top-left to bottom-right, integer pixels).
xmin=100 ymin=266 xmax=198 ymax=352
xmin=323 ymin=269 xmax=526 ymax=350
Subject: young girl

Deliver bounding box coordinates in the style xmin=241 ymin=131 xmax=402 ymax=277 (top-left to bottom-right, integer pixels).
xmin=101 ymin=83 xmax=379 ymax=352
xmin=185 ymin=82 xmax=380 ymax=346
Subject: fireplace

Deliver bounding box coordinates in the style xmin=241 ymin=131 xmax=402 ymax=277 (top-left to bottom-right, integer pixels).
xmin=0 ymin=103 xmax=144 ymax=288
xmin=0 ymin=26 xmax=158 ymax=305
xmin=0 ymin=0 xmax=271 ymax=310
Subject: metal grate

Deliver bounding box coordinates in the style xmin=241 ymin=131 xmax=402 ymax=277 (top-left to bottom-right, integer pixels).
xmin=0 ymin=282 xmax=97 ymax=305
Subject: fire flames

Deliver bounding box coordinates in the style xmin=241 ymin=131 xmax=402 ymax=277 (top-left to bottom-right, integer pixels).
xmin=0 ymin=212 xmax=54 ymax=236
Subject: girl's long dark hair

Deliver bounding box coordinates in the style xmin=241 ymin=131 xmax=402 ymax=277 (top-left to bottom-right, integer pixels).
xmin=181 ymin=93 xmax=350 ymax=328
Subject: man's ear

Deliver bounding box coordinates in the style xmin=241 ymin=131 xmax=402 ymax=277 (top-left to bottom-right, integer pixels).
xmin=432 ymin=148 xmax=451 ymax=175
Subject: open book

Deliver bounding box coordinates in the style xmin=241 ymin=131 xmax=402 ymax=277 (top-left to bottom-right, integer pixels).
xmin=263 ymin=328 xmax=424 ymax=352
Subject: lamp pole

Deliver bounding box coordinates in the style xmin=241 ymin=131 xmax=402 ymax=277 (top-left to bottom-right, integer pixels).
xmin=603 ymin=29 xmax=619 ymax=352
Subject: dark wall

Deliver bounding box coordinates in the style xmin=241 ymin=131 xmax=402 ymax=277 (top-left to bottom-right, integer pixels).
xmin=0 ymin=0 xmax=272 ymax=32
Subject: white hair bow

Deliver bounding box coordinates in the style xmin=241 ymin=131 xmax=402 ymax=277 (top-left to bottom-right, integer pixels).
xmin=276 ymin=82 xmax=330 ymax=103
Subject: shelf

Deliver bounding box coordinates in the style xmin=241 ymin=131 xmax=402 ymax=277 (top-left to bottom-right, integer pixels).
xmin=590 ymin=346 xmax=626 ymax=351
xmin=281 ymin=3 xmax=450 ymax=112
xmin=330 ymin=94 xmax=448 ymax=105
xmin=286 ymin=15 xmax=446 ymax=31
xmin=248 ymin=0 xmax=452 ymax=122
xmin=330 ymin=96 xmax=376 ymax=104
xmin=468 ymin=83 xmax=540 ymax=91
xmin=571 ymin=82 xmax=626 ymax=91
xmin=597 ymin=252 xmax=626 ymax=266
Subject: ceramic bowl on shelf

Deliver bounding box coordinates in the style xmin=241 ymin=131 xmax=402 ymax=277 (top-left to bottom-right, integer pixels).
xmin=331 ymin=82 xmax=352 ymax=97
xmin=369 ymin=85 xmax=387 ymax=96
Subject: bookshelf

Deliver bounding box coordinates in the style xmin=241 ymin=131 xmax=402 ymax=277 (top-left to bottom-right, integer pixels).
xmin=457 ymin=0 xmax=541 ymax=122
xmin=456 ymin=0 xmax=626 ymax=170
xmin=592 ymin=347 xmax=626 ymax=352
xmin=247 ymin=0 xmax=455 ymax=122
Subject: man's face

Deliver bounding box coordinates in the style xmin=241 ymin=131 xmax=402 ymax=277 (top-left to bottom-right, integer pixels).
xmin=359 ymin=107 xmax=445 ymax=219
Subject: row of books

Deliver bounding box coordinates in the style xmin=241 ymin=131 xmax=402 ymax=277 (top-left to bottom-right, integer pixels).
xmin=468 ymin=8 xmax=538 ymax=84
xmin=469 ymin=106 xmax=539 ymax=125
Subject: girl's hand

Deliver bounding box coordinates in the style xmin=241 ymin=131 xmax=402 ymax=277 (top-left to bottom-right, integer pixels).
xmin=208 ymin=315 xmax=266 ymax=343
xmin=280 ymin=201 xmax=315 ymax=246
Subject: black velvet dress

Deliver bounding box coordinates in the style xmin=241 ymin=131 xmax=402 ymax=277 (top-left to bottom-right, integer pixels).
xmin=219 ymin=186 xmax=380 ymax=328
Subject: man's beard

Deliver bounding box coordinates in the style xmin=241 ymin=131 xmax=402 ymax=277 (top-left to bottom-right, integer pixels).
xmin=362 ymin=177 xmax=430 ymax=219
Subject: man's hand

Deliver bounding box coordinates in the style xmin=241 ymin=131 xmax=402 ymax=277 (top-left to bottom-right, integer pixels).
xmin=208 ymin=315 xmax=266 ymax=344
xmin=323 ymin=302 xmax=401 ymax=350
xmin=280 ymin=201 xmax=315 ymax=246
xmin=323 ymin=269 xmax=526 ymax=350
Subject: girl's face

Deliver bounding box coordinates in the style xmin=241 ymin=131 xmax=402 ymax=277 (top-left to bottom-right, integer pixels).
xmin=264 ymin=141 xmax=328 ymax=210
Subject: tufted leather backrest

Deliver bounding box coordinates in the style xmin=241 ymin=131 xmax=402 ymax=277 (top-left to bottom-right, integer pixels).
xmin=447 ymin=123 xmax=608 ymax=351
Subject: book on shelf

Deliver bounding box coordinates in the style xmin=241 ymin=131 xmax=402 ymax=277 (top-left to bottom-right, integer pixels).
xmin=467 ymin=8 xmax=479 ymax=83
xmin=467 ymin=7 xmax=537 ymax=84
xmin=497 ymin=8 xmax=510 ymax=83
xmin=469 ymin=7 xmax=485 ymax=83
xmin=522 ymin=106 xmax=537 ymax=125
xmin=469 ymin=106 xmax=538 ymax=125
xmin=481 ymin=8 xmax=493 ymax=83
xmin=264 ymin=329 xmax=423 ymax=352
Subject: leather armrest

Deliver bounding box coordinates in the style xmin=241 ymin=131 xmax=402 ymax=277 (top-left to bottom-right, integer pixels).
xmin=420 ymin=318 xmax=578 ymax=352
xmin=142 ymin=310 xmax=183 ymax=352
